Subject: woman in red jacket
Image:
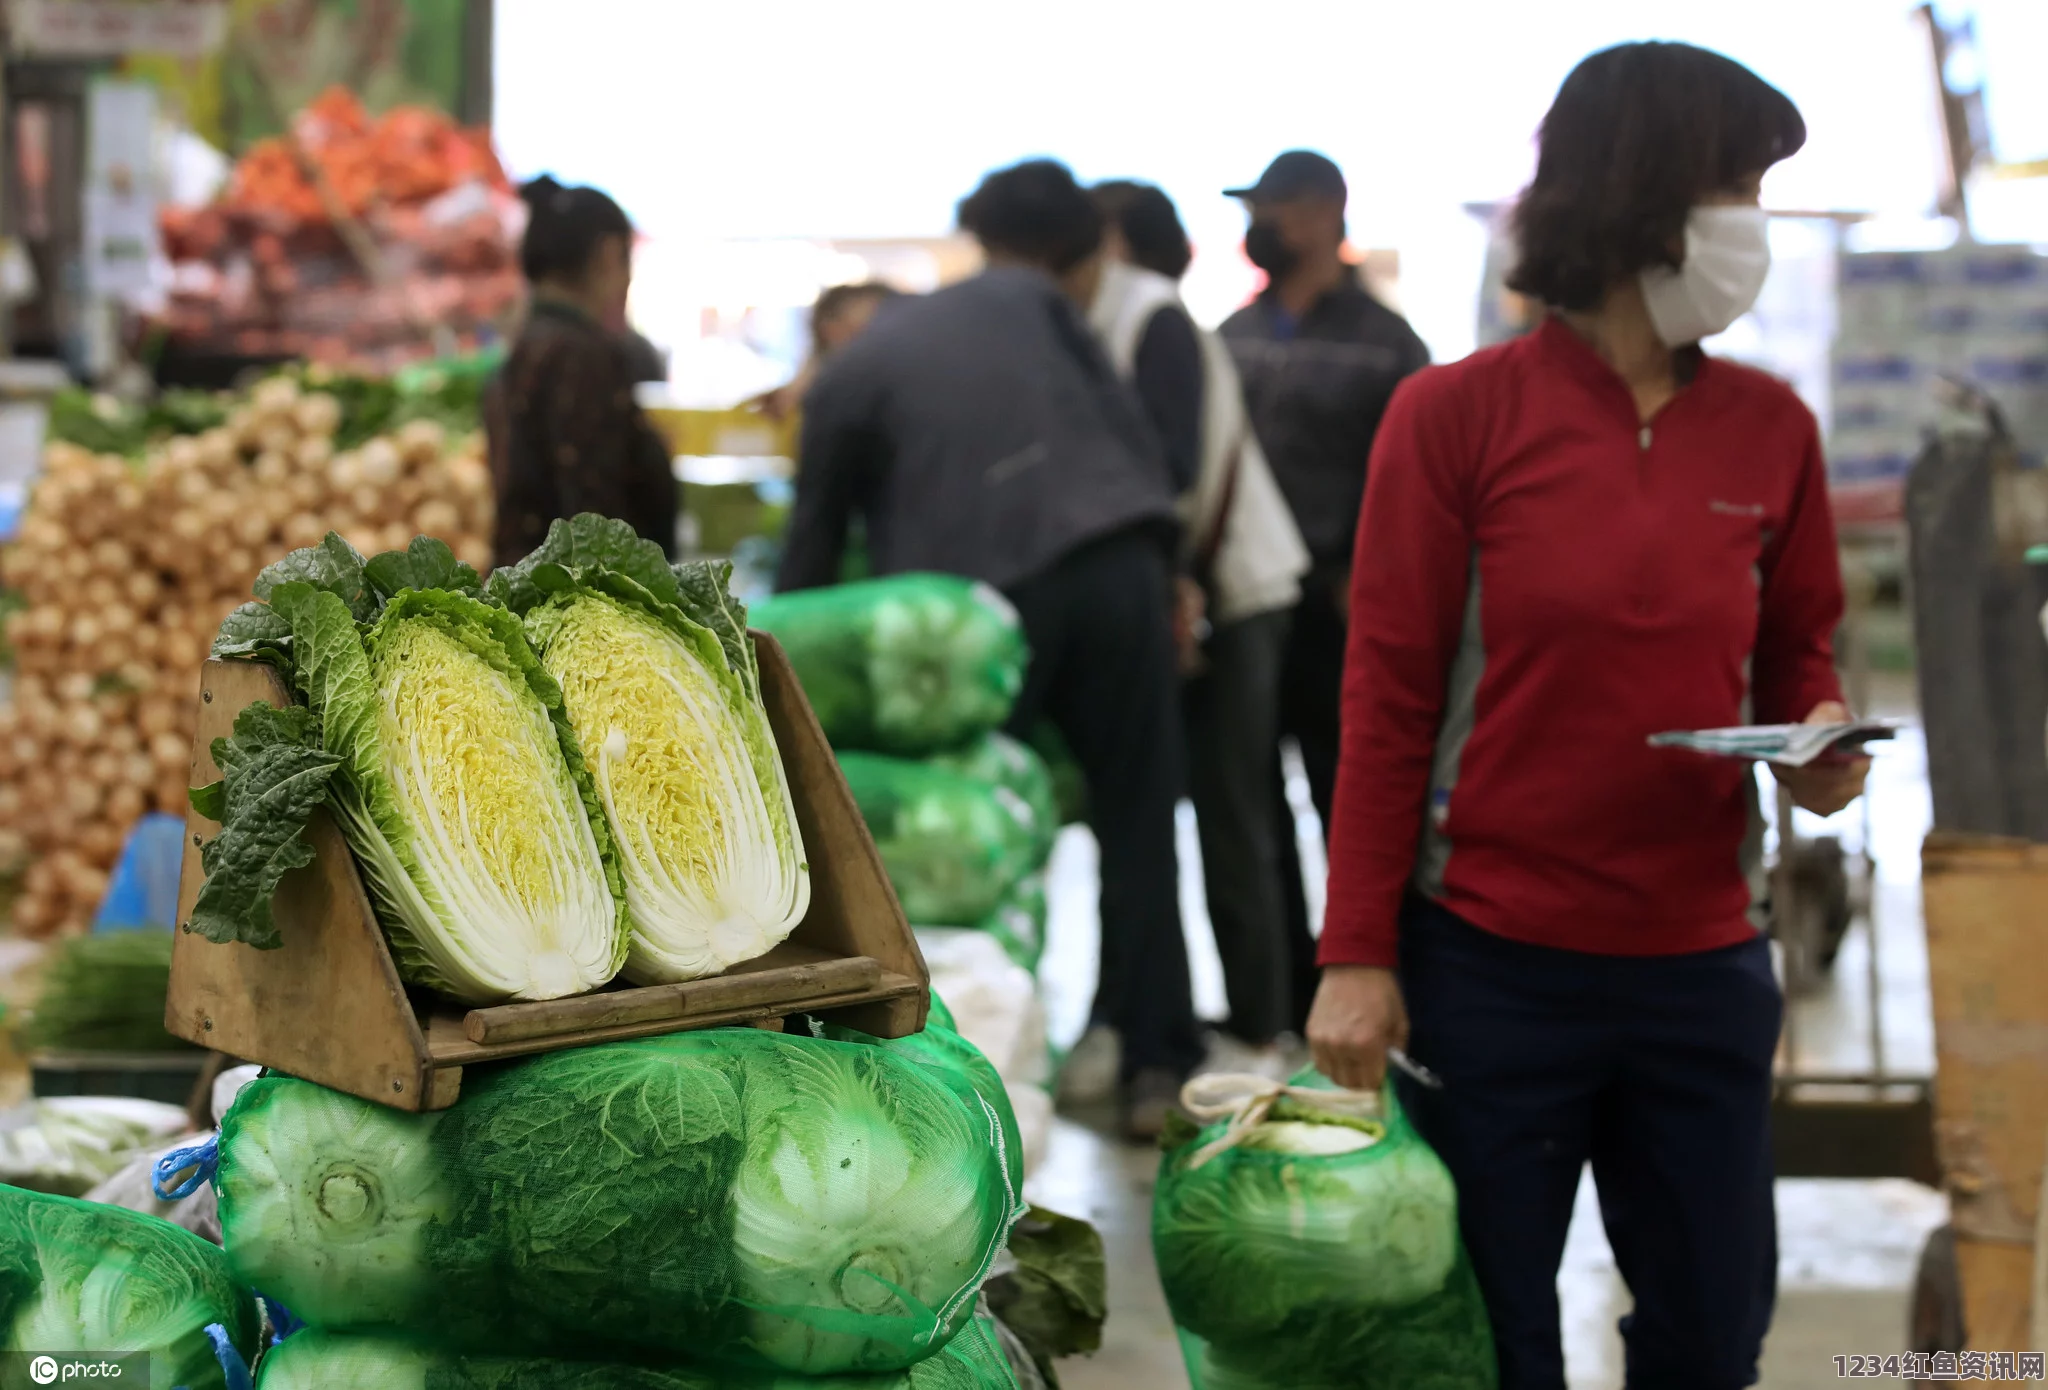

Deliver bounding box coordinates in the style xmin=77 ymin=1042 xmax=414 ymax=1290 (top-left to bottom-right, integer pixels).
xmin=1307 ymin=42 xmax=1866 ymax=1390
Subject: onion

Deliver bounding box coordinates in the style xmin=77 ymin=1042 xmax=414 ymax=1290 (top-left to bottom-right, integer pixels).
xmin=252 ymin=376 xmax=300 ymax=412
xmin=396 ymin=418 xmax=446 ymax=463
xmin=359 ymin=437 xmax=402 ymax=485
xmin=413 ymin=499 xmax=460 ymax=539
xmin=294 ymin=392 xmax=342 ymax=438
xmin=329 ymin=451 xmax=365 ymax=492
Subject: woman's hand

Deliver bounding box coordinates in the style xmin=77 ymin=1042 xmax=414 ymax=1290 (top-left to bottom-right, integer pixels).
xmin=1775 ymin=700 xmax=1870 ymax=818
xmin=1306 ymin=965 xmax=1409 ymax=1091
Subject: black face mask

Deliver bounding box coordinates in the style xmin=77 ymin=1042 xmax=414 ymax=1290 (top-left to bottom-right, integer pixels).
xmin=1244 ymin=221 xmax=1300 ymax=278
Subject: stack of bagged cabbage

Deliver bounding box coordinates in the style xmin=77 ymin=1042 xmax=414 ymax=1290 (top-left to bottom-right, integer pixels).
xmin=0 ymin=991 xmax=1032 ymax=1386
xmin=750 ymin=576 xmax=1054 ymax=979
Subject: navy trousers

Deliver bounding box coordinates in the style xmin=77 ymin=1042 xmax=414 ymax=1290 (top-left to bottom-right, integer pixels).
xmin=1397 ymin=898 xmax=1782 ymax=1390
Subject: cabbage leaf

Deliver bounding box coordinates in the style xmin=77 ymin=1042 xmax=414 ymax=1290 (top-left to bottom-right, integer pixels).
xmin=184 ymin=703 xmax=344 ymax=949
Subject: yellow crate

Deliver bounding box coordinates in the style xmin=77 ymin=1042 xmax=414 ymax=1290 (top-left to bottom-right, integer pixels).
xmin=645 ymin=406 xmax=799 ymax=461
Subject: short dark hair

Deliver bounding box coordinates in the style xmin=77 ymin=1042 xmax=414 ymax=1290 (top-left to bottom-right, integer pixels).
xmin=1092 ymin=181 xmax=1193 ymax=281
xmin=519 ymin=175 xmax=633 ymax=284
xmin=810 ymin=281 xmax=897 ymax=356
xmin=956 ymin=159 xmax=1102 ymax=273
xmin=1509 ymin=43 xmax=1805 ymax=311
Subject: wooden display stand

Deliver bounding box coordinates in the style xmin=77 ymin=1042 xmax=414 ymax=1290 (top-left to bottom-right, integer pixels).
xmin=1919 ymin=833 xmax=2048 ymax=1352
xmin=165 ymin=635 xmax=927 ymax=1112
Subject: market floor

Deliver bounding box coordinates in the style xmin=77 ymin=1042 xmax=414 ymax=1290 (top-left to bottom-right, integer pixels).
xmin=1027 ymin=678 xmax=1948 ymax=1390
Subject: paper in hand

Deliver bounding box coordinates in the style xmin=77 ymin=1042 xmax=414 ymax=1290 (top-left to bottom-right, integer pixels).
xmin=1647 ymin=721 xmax=1894 ymax=768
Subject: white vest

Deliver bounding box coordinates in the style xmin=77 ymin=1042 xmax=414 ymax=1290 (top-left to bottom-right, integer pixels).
xmin=1088 ymin=261 xmax=1308 ymax=623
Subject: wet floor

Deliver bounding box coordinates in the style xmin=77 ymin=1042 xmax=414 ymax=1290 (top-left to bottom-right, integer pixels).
xmin=1027 ymin=675 xmax=1950 ymax=1389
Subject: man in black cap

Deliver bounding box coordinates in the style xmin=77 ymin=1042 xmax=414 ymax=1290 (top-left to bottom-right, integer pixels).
xmin=1218 ymin=150 xmax=1430 ymax=1033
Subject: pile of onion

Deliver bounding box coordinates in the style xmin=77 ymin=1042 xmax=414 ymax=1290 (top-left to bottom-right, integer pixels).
xmin=0 ymin=374 xmax=494 ymax=937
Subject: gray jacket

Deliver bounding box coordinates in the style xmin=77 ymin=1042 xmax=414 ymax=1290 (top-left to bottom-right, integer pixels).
xmin=775 ymin=266 xmax=1179 ymax=593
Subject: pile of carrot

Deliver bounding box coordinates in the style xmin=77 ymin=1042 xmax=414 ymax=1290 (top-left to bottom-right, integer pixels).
xmin=154 ymin=86 xmax=522 ymax=372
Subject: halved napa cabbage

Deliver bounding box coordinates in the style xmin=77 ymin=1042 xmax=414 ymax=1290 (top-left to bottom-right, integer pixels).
xmin=491 ymin=515 xmax=809 ymax=983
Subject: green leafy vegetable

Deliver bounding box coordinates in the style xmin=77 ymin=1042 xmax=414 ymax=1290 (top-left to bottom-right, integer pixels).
xmin=254 ymin=533 xmax=372 ymax=620
xmin=0 ymin=1184 xmax=260 ymax=1388
xmin=750 ymin=575 xmax=1027 ymax=757
xmin=185 ymin=703 xmax=345 ymax=949
xmin=23 ymin=932 xmax=196 ymax=1053
xmin=984 ymin=1206 xmax=1107 ymax=1388
xmin=210 ymin=603 xmax=295 ymax=666
xmin=363 ymin=536 xmax=483 ymax=611
xmin=217 ymin=1029 xmax=1018 ymax=1376
xmin=494 ymin=516 xmax=808 ymax=983
xmin=1151 ymin=1082 xmax=1495 ymax=1390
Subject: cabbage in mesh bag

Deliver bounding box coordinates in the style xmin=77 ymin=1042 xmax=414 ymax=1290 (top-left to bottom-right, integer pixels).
xmin=1151 ymin=1082 xmax=1496 ymax=1390
xmin=254 ymin=1316 xmax=1021 ymax=1388
xmin=0 ymin=1183 xmax=260 ymax=1389
xmin=927 ymin=734 xmax=1059 ymax=866
xmin=217 ymin=1029 xmax=1018 ymax=1375
xmin=751 ymin=576 xmax=1026 ymax=756
xmin=837 ymin=753 xmax=1040 ymax=926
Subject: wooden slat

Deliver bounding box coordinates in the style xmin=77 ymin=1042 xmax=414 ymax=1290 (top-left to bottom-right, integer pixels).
xmin=463 ymin=952 xmax=883 ymax=1045
xmin=753 ymin=633 xmax=928 ymax=1038
xmin=428 ymin=971 xmax=924 ymax=1067
xmin=1956 ymin=1238 xmax=2035 ymax=1352
xmin=1922 ymin=834 xmax=2048 ymax=1247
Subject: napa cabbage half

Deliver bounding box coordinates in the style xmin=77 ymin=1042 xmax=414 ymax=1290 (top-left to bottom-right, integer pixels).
xmin=202 ymin=534 xmax=626 ymax=1002
xmin=491 ymin=515 xmax=808 ymax=983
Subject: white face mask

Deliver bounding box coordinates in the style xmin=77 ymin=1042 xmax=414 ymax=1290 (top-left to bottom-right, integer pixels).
xmin=1638 ymin=206 xmax=1771 ymax=347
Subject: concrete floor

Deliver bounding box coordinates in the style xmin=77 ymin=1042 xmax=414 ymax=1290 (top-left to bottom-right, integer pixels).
xmin=1027 ymin=675 xmax=1951 ymax=1390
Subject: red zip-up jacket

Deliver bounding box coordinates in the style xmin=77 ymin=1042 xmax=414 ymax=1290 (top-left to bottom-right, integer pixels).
xmin=1318 ymin=317 xmax=1844 ymax=969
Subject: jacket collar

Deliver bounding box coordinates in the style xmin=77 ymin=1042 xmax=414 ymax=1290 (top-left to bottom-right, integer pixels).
xmin=1531 ymin=314 xmax=1718 ymax=419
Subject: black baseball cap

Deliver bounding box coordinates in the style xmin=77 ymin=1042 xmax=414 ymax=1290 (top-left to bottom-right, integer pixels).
xmin=1225 ymin=150 xmax=1348 ymax=205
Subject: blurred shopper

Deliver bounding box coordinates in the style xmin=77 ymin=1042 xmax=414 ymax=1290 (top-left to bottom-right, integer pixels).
xmin=1306 ymin=44 xmax=1866 ymax=1389
xmin=760 ymin=282 xmax=900 ymax=422
xmin=778 ymin=160 xmax=1201 ymax=1137
xmin=486 ymin=176 xmax=676 ymax=567
xmin=1089 ymin=180 xmax=1312 ymax=1075
xmin=1218 ymin=151 xmax=1429 ymax=1028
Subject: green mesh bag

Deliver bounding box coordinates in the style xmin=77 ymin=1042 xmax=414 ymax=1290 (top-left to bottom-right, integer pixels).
xmin=927 ymin=733 xmax=1059 ymax=866
xmin=972 ymin=873 xmax=1047 ymax=974
xmin=752 ymin=575 xmax=1026 ymax=756
xmin=838 ymin=752 xmax=1040 ymax=926
xmin=824 ymin=990 xmax=1024 ymax=1201
xmin=0 ymin=1183 xmax=261 ymax=1389
xmin=254 ymin=1313 xmax=1020 ymax=1388
xmin=217 ymin=1028 xmax=1020 ymax=1376
xmin=1152 ymin=1082 xmax=1496 ymax=1390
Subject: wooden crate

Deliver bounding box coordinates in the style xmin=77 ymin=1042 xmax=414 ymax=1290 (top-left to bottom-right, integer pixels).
xmin=166 ymin=635 xmax=925 ymax=1112
xmin=1920 ymin=832 xmax=2048 ymax=1349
